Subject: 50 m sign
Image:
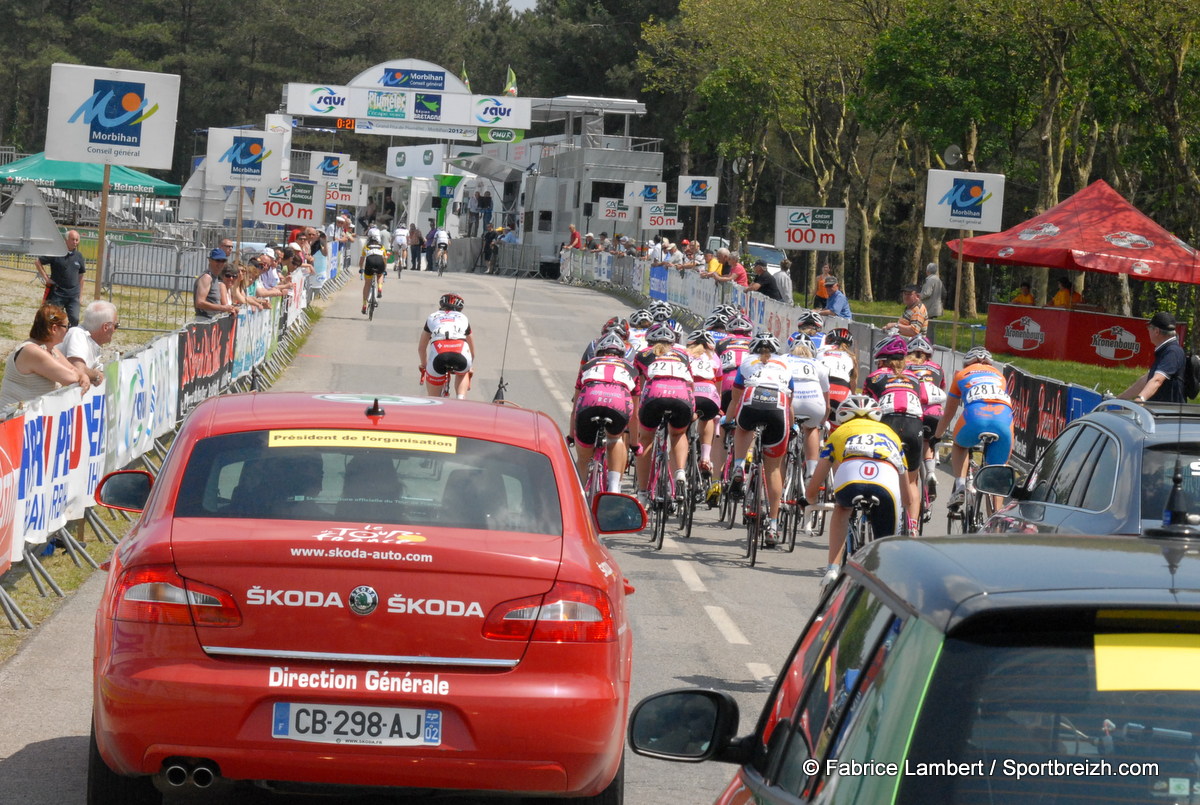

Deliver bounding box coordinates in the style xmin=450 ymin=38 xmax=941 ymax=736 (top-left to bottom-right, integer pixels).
xmin=774 ymin=206 xmax=846 ymax=252
xmin=641 ymin=203 xmax=681 ymax=230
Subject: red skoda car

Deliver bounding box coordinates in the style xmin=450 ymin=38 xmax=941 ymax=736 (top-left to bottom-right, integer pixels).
xmin=89 ymin=393 xmax=642 ymax=804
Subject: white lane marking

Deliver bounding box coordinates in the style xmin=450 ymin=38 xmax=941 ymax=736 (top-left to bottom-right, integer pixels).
xmin=704 ymin=605 xmax=750 ymax=645
xmin=747 ymin=662 xmax=775 ymax=684
xmin=487 ymin=285 xmax=570 ymax=414
xmin=672 ymin=559 xmax=707 ymax=592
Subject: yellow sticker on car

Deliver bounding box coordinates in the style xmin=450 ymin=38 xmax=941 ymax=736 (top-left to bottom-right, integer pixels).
xmin=268 ymin=430 xmax=457 ymax=453
xmin=1094 ymin=633 xmax=1200 ymax=691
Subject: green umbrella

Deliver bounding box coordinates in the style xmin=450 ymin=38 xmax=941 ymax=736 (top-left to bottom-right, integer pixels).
xmin=0 ymin=151 xmax=181 ymax=195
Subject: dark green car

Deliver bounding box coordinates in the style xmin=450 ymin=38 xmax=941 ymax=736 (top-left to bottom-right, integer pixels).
xmin=629 ymin=533 xmax=1200 ymax=804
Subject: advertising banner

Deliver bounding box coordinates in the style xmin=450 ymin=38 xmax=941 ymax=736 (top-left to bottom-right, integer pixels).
xmin=178 ymin=316 xmax=236 ymax=415
xmin=233 ymin=306 xmax=276 ymax=381
xmin=253 ymin=180 xmax=326 ymax=226
xmin=625 ymin=181 xmax=664 ymax=207
xmin=67 ymin=385 xmax=107 ymax=521
xmin=108 ymin=342 xmax=178 ymax=475
xmin=1004 ymin=366 xmax=1069 ymax=468
xmin=986 ymin=303 xmax=1170 ymax=369
xmin=924 ymin=169 xmax=1006 ymax=232
xmin=774 ymin=206 xmax=847 ymax=252
xmin=648 ymin=265 xmax=670 ymax=301
xmin=16 ymin=388 xmax=82 ymax=550
xmin=288 ymin=83 xmax=532 ymax=129
xmin=676 ymin=176 xmax=719 ymax=207
xmin=0 ymin=416 xmax=23 ymax=572
xmin=354 ymin=119 xmax=479 ymax=141
xmin=204 ymin=127 xmax=287 ymax=188
xmin=45 ymin=63 xmax=180 ymax=169
xmin=386 ymin=145 xmax=446 ymax=179
xmin=307 ymin=151 xmax=351 ymax=183
xmin=287 ymin=83 xmax=357 ymax=118
xmin=642 ymin=203 xmax=682 ymax=230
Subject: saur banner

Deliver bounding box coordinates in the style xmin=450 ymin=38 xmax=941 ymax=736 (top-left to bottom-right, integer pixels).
xmin=45 ymin=64 xmax=180 ymax=169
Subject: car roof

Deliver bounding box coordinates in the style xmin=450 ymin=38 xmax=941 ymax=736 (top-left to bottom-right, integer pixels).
xmin=186 ymin=393 xmax=556 ymax=450
xmin=1076 ymin=400 xmax=1200 ymax=447
xmin=853 ymin=533 xmax=1200 ymax=635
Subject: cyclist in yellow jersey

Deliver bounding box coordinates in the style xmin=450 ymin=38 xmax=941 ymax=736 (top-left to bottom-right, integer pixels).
xmin=805 ymin=394 xmax=906 ymax=588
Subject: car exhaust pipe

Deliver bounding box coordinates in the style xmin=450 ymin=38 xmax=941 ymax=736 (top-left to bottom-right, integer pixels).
xmin=190 ymin=763 xmax=216 ymax=788
xmin=164 ymin=764 xmax=189 ymax=787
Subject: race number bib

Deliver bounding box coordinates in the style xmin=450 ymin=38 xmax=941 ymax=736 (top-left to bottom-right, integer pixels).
xmin=844 ymin=433 xmax=889 ymax=458
xmin=965 ymin=382 xmax=1010 ymax=405
xmin=647 ymin=359 xmax=691 ymax=381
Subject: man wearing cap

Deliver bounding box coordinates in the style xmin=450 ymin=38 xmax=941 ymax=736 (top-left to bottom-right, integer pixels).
xmin=1120 ymin=312 xmax=1187 ymax=403
xmin=583 ymin=232 xmax=599 ymax=251
xmin=748 ymin=259 xmax=784 ymax=301
xmin=194 ymin=248 xmax=238 ymax=319
xmin=891 ymin=285 xmax=928 ymax=337
xmin=818 ymin=276 xmax=852 ymax=320
xmin=702 ymin=248 xmax=719 ymax=274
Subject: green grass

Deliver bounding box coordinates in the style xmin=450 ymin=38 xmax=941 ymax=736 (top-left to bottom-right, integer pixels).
xmin=1003 ymin=356 xmax=1142 ymax=394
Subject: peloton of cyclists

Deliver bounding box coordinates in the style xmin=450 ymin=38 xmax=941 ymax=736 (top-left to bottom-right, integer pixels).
xmin=417 ymin=293 xmax=474 ymax=399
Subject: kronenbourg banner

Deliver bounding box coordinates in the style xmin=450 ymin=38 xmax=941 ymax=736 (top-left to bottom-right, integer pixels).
xmin=177 ymin=316 xmax=237 ymax=415
xmin=233 ymin=305 xmax=276 ymax=381
xmin=107 ymin=338 xmax=179 ymax=474
xmin=16 ymin=387 xmax=82 ymax=551
xmin=0 ymin=416 xmax=22 ymax=572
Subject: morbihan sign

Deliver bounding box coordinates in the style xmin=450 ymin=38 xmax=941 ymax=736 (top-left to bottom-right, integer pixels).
xmin=204 ymin=127 xmax=286 ymax=188
xmin=774 ymin=206 xmax=847 ymax=252
xmin=624 ymin=181 xmax=664 ymax=207
xmin=924 ymin=169 xmax=1006 ymax=231
xmin=306 ymin=151 xmax=351 ymax=182
xmin=676 ymin=175 xmax=719 ymax=207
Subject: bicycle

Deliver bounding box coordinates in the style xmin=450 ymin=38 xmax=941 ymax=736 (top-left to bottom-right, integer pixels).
xmin=581 ymin=416 xmax=613 ymax=506
xmin=776 ymin=422 xmax=806 ymax=553
xmin=717 ymin=425 xmax=739 ymax=530
xmin=644 ymin=419 xmax=673 ymax=551
xmin=741 ymin=424 xmax=769 ymax=567
xmin=677 ymin=420 xmax=703 ymax=539
xmin=365 ymin=275 xmax=380 ymax=321
xmin=844 ymin=493 xmax=879 ymax=561
xmin=946 ymin=432 xmax=999 ymax=535
xmin=436 ymin=244 xmax=449 ymax=276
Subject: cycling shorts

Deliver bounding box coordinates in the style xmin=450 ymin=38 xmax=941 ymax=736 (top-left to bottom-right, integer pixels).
xmin=639 ymin=396 xmax=693 ymax=432
xmin=792 ymin=395 xmax=826 ymax=429
xmin=882 ymin=414 xmax=922 ymax=473
xmin=736 ymin=391 xmax=789 ymax=459
xmin=425 ymin=339 xmax=473 ymax=383
xmin=363 ymin=254 xmax=387 ymax=276
xmin=832 ymin=460 xmax=902 ymax=538
xmin=573 ymin=403 xmax=630 ymax=446
xmin=693 ymin=380 xmax=721 ymax=421
xmin=952 ymin=409 xmax=1014 ymax=466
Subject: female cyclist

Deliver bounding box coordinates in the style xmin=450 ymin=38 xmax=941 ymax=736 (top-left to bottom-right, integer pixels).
xmin=784 ymin=335 xmax=831 ymax=479
xmin=904 ymin=335 xmax=946 ymax=499
xmin=816 ymin=327 xmax=857 ymax=407
xmin=685 ymin=329 xmax=724 ymax=478
xmin=633 ymin=323 xmax=695 ymax=504
xmin=862 ymin=335 xmax=927 ymax=535
xmin=572 ymin=332 xmax=637 ymax=494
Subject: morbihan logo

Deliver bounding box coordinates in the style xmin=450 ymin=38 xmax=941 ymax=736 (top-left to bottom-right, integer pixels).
xmin=938 ymin=178 xmax=991 ymax=220
xmin=219 ymin=137 xmax=271 ymax=176
xmin=69 ymin=79 xmax=158 ymax=147
xmin=685 ymin=180 xmax=710 ymax=200
xmin=380 ymin=69 xmax=445 ymax=90
xmin=316 ymin=156 xmax=341 ymax=177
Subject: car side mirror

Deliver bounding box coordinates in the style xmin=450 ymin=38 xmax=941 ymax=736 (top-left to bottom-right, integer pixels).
xmin=95 ymin=470 xmax=153 ymax=513
xmin=593 ymin=493 xmax=647 ymax=534
xmin=974 ymin=465 xmax=1017 ymax=497
xmin=628 ymin=689 xmax=743 ymax=763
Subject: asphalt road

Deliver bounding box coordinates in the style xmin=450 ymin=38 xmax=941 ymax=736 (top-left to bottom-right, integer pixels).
xmin=0 ymin=267 xmax=956 ymax=804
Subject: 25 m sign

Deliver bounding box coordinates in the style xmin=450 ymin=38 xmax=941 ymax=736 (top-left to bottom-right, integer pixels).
xmin=774 ymin=206 xmax=846 ymax=252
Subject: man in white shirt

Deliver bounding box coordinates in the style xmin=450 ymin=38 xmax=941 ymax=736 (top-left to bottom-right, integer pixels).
xmin=63 ymin=300 xmax=118 ymax=386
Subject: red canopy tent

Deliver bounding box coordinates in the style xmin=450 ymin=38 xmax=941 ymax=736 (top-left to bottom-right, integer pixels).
xmin=946 ymin=179 xmax=1199 ymax=283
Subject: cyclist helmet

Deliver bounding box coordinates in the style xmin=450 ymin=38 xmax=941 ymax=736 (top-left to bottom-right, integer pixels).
xmin=703 ymin=312 xmax=729 ymax=330
xmin=873 ymin=335 xmax=909 ymax=361
xmin=964 ymin=346 xmax=993 ymax=365
xmin=650 ymin=301 xmax=673 ymax=321
xmin=748 ymin=332 xmax=782 ymax=354
xmin=835 ymin=394 xmax=883 ymax=424
xmin=602 ymin=316 xmax=630 ymax=338
xmin=797 ymin=309 xmax=824 ymax=329
xmin=906 ymin=335 xmax=933 ymax=356
xmin=645 ymin=323 xmax=677 ymax=344
xmin=728 ymin=316 xmax=754 ymax=335
xmin=686 ymin=329 xmax=715 ymax=349
xmin=595 ymin=332 xmax=627 ymax=356
xmin=827 ymin=327 xmax=853 ymax=348
xmin=791 ymin=333 xmax=816 ymax=353
xmin=367 ymin=236 xmax=380 ymax=246
xmin=629 ymin=308 xmax=654 ymax=328
xmin=439 ymin=293 xmax=465 ymax=312
xmin=717 ymin=304 xmax=740 ymax=319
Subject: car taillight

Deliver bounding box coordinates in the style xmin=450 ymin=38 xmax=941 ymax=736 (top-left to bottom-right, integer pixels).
xmin=483 ymin=581 xmax=616 ymax=643
xmin=111 ymin=564 xmax=241 ymax=627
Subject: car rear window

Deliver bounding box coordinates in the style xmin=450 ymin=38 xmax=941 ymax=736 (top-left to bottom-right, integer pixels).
xmin=900 ymin=617 xmax=1200 ymax=803
xmin=172 ymin=429 xmax=563 ymax=535
xmin=1141 ymin=445 xmax=1200 ymax=525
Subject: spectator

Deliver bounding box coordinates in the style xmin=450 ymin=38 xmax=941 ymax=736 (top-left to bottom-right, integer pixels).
xmin=702 ymin=248 xmax=719 ymax=274
xmin=583 ymin=232 xmax=598 ymax=251
xmin=194 ymin=248 xmax=238 ymax=319
xmin=223 ymin=263 xmax=267 ymax=310
xmin=891 ymin=285 xmax=928 ymax=337
xmin=248 ymin=258 xmax=287 ymax=300
xmin=1120 ymin=312 xmax=1186 ymax=404
xmin=748 ymin=259 xmax=784 ymax=301
xmin=482 ymin=226 xmax=502 ymax=274
xmin=0 ymin=305 xmax=89 ymax=408
xmin=480 ymin=190 xmax=494 ymax=231
xmin=812 ymin=263 xmax=833 ymax=309
xmin=819 ymin=276 xmax=853 ymax=320
xmin=467 ymin=191 xmax=481 ymax=238
xmin=1011 ymin=281 xmax=1036 ymax=306
xmin=567 ymin=224 xmax=583 ymax=250
xmin=408 ymin=223 xmax=424 ymax=271
xmin=35 ymin=229 xmax=87 ymax=327
xmin=1049 ymin=277 xmax=1082 ymax=308
xmin=425 ymin=218 xmax=438 ymax=271
xmin=62 ymin=300 xmax=118 ymax=386
xmin=921 ymin=262 xmax=945 ymax=318
xmin=713 ymin=247 xmax=748 ymax=287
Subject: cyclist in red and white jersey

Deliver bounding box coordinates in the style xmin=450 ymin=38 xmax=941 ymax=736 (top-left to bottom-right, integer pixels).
xmin=417 ymin=293 xmax=474 ymax=398
xmin=685 ymin=329 xmax=724 ymax=478
xmin=712 ymin=315 xmax=753 ymax=477
xmin=633 ymin=323 xmax=695 ymax=505
xmin=904 ymin=335 xmax=946 ymax=499
xmin=817 ymin=327 xmax=857 ymax=407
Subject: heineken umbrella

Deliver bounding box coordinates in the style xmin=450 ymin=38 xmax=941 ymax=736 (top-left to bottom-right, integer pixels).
xmin=0 ymin=151 xmax=181 ymax=195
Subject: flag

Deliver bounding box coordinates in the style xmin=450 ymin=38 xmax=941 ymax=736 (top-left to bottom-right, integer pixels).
xmin=460 ymin=61 xmax=471 ymax=93
xmin=503 ymin=66 xmax=518 ymax=97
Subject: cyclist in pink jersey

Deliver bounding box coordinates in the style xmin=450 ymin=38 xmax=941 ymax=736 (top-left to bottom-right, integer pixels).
xmin=572 ymin=332 xmax=637 ymax=493
xmin=712 ymin=315 xmax=752 ymax=477
xmin=862 ymin=335 xmax=928 ymax=535
xmin=904 ymin=335 xmax=946 ymax=499
xmin=633 ymin=323 xmax=695 ymax=505
xmin=685 ymin=329 xmax=724 ymax=478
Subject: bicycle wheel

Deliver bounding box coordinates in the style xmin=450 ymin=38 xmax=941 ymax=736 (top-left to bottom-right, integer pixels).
xmin=583 ymin=442 xmax=607 ymax=505
xmin=651 ymin=449 xmax=670 ymax=551
xmin=782 ymin=461 xmax=803 ymax=552
xmin=681 ymin=453 xmax=700 ymax=539
xmin=367 ymin=283 xmax=377 ymax=321
xmin=718 ymin=455 xmax=737 ymax=529
xmin=744 ymin=467 xmax=762 ymax=566
xmin=438 ymin=250 xmax=447 ymax=277
xmin=844 ymin=511 xmax=860 ymax=563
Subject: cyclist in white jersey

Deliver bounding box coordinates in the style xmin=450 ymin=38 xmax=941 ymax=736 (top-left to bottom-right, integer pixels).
xmin=417 ymin=293 xmax=473 ymax=398
xmin=784 ymin=335 xmax=831 ymax=478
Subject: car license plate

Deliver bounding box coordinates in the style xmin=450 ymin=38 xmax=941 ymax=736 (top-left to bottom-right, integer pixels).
xmin=271 ymin=702 xmax=442 ymax=746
